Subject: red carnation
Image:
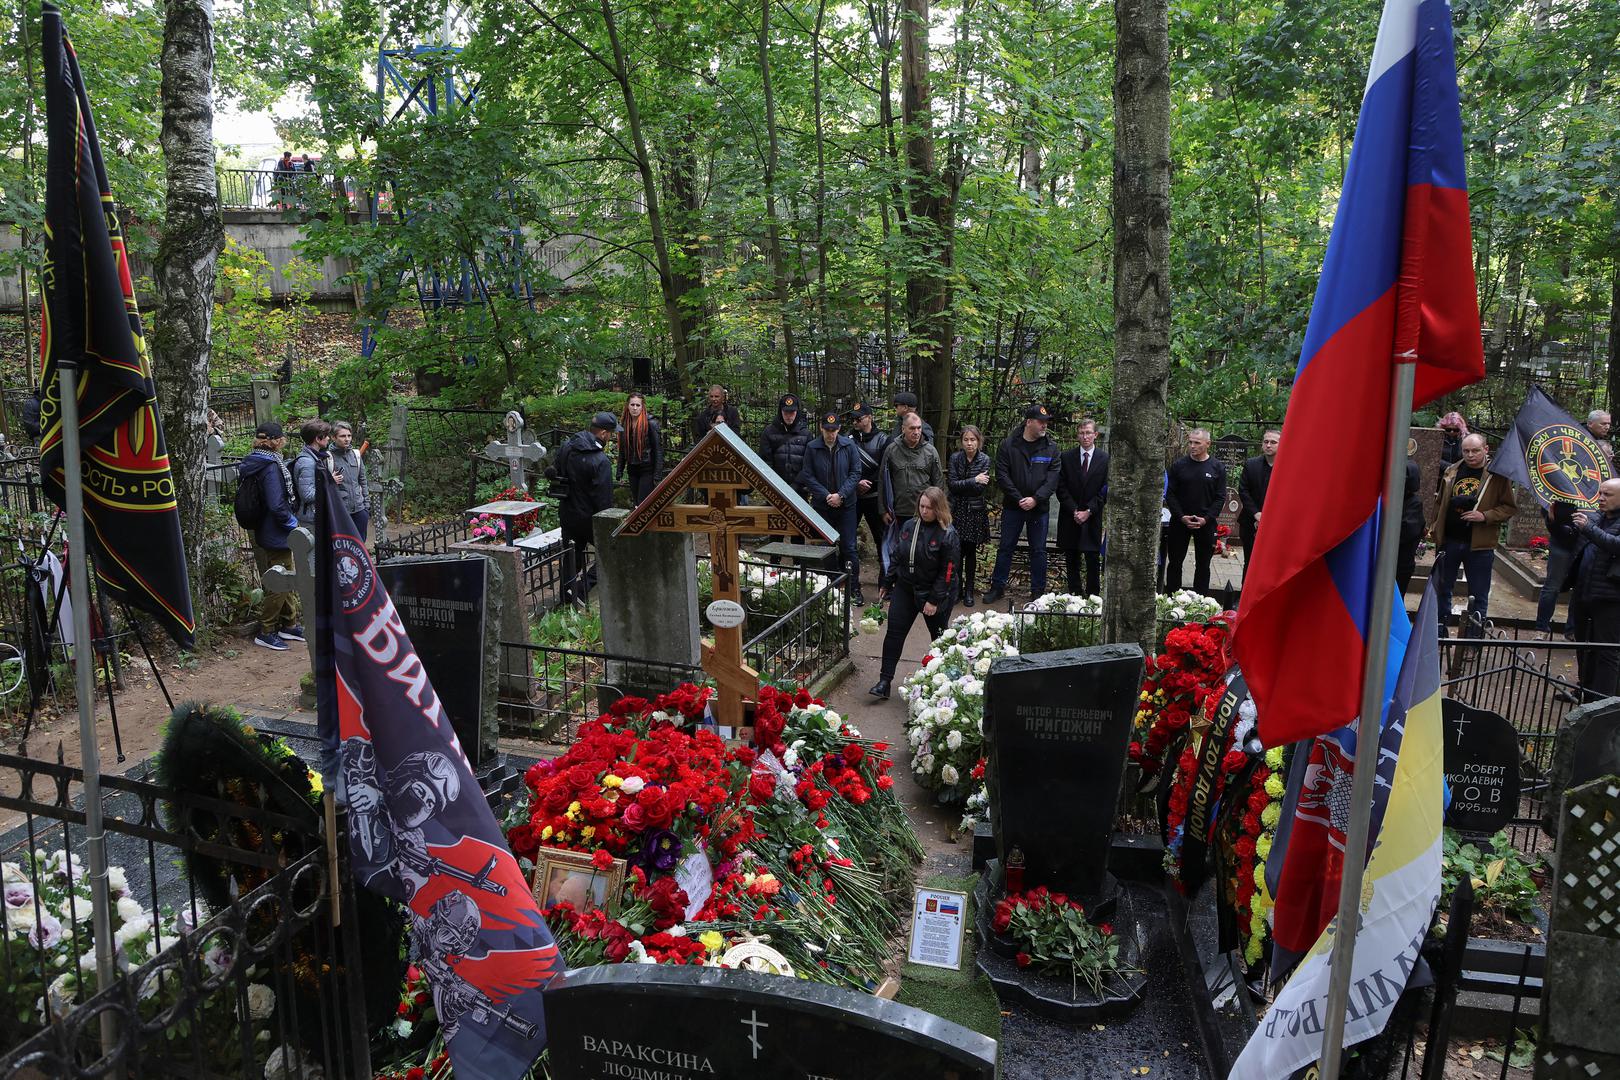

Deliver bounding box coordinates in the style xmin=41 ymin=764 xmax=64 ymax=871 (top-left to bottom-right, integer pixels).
xmin=592 ymin=848 xmax=615 ymax=871
xmin=877 ymin=775 xmax=894 ymax=791
xmin=1015 ymin=952 xmax=1032 ymax=968
xmin=844 ymin=743 xmax=866 ymax=765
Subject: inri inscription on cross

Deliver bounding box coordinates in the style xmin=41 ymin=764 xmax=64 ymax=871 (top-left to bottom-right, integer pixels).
xmin=614 ymin=424 xmax=836 ymax=733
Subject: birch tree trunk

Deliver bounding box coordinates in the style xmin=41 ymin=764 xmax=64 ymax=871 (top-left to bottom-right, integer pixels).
xmin=153 ymin=0 xmax=222 ymax=618
xmin=1103 ymin=0 xmax=1172 ymax=648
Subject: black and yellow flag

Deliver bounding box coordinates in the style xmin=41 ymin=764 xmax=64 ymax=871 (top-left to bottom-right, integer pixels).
xmin=39 ymin=3 xmax=194 ymax=647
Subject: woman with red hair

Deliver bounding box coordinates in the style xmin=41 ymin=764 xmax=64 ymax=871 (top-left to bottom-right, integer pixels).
xmin=617 ymin=392 xmax=663 ymax=505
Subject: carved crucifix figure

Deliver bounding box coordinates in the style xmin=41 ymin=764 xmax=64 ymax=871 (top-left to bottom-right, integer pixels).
xmin=614 ymin=425 xmax=837 ymax=733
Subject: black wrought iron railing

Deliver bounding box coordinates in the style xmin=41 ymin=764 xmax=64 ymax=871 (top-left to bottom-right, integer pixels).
xmin=495 ymin=641 xmax=702 ymax=743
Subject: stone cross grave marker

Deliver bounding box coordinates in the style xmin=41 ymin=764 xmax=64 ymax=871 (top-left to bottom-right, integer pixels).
xmin=483 ymin=410 xmax=547 ymax=492
xmin=614 ymin=424 xmax=837 ymax=733
xmin=263 ymin=526 xmax=318 ymax=677
xmin=985 ymin=644 xmax=1145 ymax=902
xmin=543 ymin=964 xmax=997 ymax=1080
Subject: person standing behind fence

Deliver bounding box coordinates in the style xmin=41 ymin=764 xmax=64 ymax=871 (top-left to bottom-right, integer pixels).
xmin=799 ymin=410 xmax=864 ymax=603
xmin=890 ymin=391 xmax=935 ymax=445
xmin=237 ymin=421 xmax=302 ymax=651
xmin=947 ymin=425 xmax=992 ymax=608
xmin=551 ymin=412 xmax=618 ymax=604
xmin=849 ymin=402 xmax=891 ymax=577
xmin=983 ymin=403 xmax=1061 ymax=604
xmin=1057 ymin=417 xmax=1107 ymax=598
xmin=1236 ymin=429 xmax=1278 ymax=584
xmin=331 ymin=421 xmax=369 ymax=542
xmin=869 ymin=487 xmax=960 ymax=700
xmin=1164 ymin=428 xmax=1227 ymax=596
xmin=690 ymin=385 xmax=742 ymax=443
xmin=1430 ymin=433 xmax=1517 ymax=632
xmin=292 ymin=419 xmax=334 ymax=527
xmin=616 ymin=392 xmax=663 ymax=506
xmin=1570 ymin=478 xmax=1620 ymax=697
xmin=880 ymin=412 xmax=942 ymax=568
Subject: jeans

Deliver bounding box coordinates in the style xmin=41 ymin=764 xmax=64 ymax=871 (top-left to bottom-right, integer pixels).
xmin=1165 ymin=521 xmax=1216 ymax=594
xmin=815 ymin=500 xmax=859 ymax=586
xmin=1535 ymin=541 xmax=1576 ymax=631
xmin=990 ymin=505 xmax=1050 ymax=597
xmin=880 ymin=584 xmax=954 ymax=680
xmin=1431 ymin=540 xmax=1495 ymax=625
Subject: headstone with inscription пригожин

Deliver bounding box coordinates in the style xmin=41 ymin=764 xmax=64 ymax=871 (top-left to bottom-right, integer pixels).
xmin=1440 ymin=698 xmax=1521 ymax=836
xmin=984 ymin=644 xmax=1145 ymax=902
xmin=542 ymin=964 xmax=997 ymax=1080
xmin=379 ymin=554 xmax=494 ymax=764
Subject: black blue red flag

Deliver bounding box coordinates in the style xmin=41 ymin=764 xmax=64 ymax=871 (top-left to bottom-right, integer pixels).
xmin=1235 ymin=0 xmax=1485 ymax=747
xmin=38 ymin=3 xmax=194 ymax=648
xmin=1488 ymin=385 xmax=1613 ymax=512
xmin=313 ymin=471 xmax=561 ymax=1077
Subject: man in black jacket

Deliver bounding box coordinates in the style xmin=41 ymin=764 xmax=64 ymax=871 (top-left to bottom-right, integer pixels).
xmin=552 ymin=412 xmax=618 ymax=603
xmin=1057 ymin=418 xmax=1108 ymax=596
xmin=1237 ymin=429 xmax=1278 ymax=584
xmin=799 ymin=411 xmax=865 ymax=603
xmin=984 ymin=403 xmax=1062 ymax=603
xmin=848 ymin=402 xmax=891 ymax=576
xmin=690 ymin=385 xmax=742 ymax=443
xmin=759 ymin=394 xmax=811 ymax=487
xmin=1395 ymin=454 xmax=1426 ymax=597
xmin=1571 ymin=478 xmax=1620 ymax=697
xmin=1165 ymin=428 xmax=1228 ymax=595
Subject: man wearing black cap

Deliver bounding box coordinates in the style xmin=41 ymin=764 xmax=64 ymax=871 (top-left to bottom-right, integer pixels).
xmin=237 ymin=421 xmax=303 ymax=650
xmin=760 ymin=394 xmax=812 ymax=487
xmin=799 ymin=410 xmax=865 ymax=602
xmin=848 ymin=401 xmax=891 ymax=576
xmin=549 ymin=412 xmax=618 ymax=603
xmin=891 ymin=392 xmax=934 ymax=444
xmin=984 ymin=403 xmax=1062 ymax=603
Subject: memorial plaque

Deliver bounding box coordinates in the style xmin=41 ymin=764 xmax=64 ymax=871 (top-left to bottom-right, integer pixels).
xmin=1441 ymin=699 xmax=1521 ymax=835
xmin=380 ymin=556 xmax=489 ymax=762
xmin=985 ymin=645 xmax=1144 ymax=900
xmin=544 ymin=965 xmax=997 ymax=1080
xmin=1213 ymin=434 xmax=1250 ymax=527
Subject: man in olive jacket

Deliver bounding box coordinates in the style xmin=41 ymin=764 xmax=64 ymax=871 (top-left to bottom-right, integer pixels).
xmin=879 ymin=412 xmax=943 ymax=559
xmin=1430 ymin=433 xmax=1517 ymax=630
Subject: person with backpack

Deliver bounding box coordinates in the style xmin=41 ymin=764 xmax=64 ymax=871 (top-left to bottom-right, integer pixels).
xmin=236 ymin=421 xmax=302 ymax=650
xmin=291 ymin=419 xmax=334 ymax=527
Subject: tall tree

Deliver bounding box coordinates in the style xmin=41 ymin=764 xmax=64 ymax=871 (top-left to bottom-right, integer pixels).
xmin=900 ymin=0 xmax=954 ymax=441
xmin=152 ymin=0 xmax=222 ymax=609
xmin=1103 ymin=0 xmax=1171 ymax=648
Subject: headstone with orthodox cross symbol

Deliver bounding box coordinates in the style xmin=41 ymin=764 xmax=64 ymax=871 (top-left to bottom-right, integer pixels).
xmin=263 ymin=526 xmax=317 ymax=679
xmin=483 ymin=409 xmax=547 ymax=492
xmin=613 ymin=424 xmax=836 ymax=733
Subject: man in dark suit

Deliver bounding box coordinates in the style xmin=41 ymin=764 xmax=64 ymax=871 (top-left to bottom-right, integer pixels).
xmin=1057 ymin=418 xmax=1108 ymax=596
xmin=1571 ymin=478 xmax=1620 ymax=698
xmin=1237 ymin=429 xmax=1279 ymax=584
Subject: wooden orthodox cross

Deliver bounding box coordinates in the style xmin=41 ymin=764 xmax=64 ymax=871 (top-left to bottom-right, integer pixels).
xmin=614 ymin=424 xmax=836 ymax=732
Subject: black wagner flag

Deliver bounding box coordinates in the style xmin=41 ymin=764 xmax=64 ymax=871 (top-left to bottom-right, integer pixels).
xmin=1487 ymin=385 xmax=1613 ymax=513
xmin=39 ymin=4 xmax=194 ymax=647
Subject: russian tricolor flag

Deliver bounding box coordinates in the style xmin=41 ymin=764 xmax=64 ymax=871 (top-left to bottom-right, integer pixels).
xmin=1235 ymin=0 xmax=1485 ymax=749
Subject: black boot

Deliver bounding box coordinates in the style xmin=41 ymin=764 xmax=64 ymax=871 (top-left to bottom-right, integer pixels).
xmin=868 ymin=678 xmax=891 ymax=699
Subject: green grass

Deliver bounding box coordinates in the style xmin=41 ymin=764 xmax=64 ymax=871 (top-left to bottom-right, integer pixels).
xmin=894 ymin=871 xmax=1003 ymax=1042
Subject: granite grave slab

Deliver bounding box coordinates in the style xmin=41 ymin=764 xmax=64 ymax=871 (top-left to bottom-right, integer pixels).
xmin=379 ymin=554 xmax=494 ymax=763
xmin=1441 ymin=699 xmax=1521 ymax=835
xmin=1541 ymin=697 xmax=1620 ymax=834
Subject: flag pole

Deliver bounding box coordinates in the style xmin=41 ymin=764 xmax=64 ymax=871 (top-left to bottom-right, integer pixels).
xmin=56 ymin=362 xmax=119 ymax=1051
xmin=1317 ymin=359 xmax=1416 ymax=1080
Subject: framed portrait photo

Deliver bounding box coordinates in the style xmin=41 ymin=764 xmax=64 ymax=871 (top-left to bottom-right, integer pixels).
xmin=532 ymin=847 xmax=626 ymax=918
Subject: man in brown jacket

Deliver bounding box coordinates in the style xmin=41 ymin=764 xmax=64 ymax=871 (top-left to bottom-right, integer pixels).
xmin=1430 ymin=433 xmax=1517 ymax=631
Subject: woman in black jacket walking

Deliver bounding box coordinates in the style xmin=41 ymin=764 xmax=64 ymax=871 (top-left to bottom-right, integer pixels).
xmin=947 ymin=425 xmax=991 ymax=607
xmin=870 ymin=487 xmax=962 ymax=699
xmin=616 ymin=392 xmax=663 ymax=505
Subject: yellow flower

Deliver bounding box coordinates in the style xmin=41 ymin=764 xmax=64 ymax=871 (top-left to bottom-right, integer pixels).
xmin=1139 ymin=691 xmax=1151 ymax=702
xmin=307 ymin=769 xmax=324 ymax=796
xmin=541 ymin=826 xmax=554 ymax=840
xmin=1254 ymin=864 xmax=1267 ymax=890
xmin=582 ymin=826 xmax=597 ymax=840
xmin=1260 ymin=804 xmax=1281 ymax=828
xmin=1265 ymin=747 xmax=1285 ymax=769
xmin=1256 ymin=835 xmax=1272 ymax=860
xmin=566 ymin=800 xmax=583 ymax=822
xmin=699 ymin=931 xmax=725 ymax=953
xmin=603 ymin=775 xmax=624 ymax=788
xmin=1264 ymin=776 xmax=1285 ymax=799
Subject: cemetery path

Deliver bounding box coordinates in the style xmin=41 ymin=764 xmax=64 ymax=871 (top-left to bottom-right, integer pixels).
xmin=0 ymin=634 xmax=309 ymax=833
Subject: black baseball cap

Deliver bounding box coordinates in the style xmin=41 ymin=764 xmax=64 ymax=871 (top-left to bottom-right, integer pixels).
xmin=820 ymin=410 xmax=842 ymax=430
xmin=779 ymin=394 xmax=800 ymax=412
xmin=847 ymin=400 xmax=873 ymax=419
xmin=591 ymin=411 xmax=620 ymax=432
xmin=255 ymin=420 xmax=284 ymax=439
xmin=893 ymin=392 xmax=919 ymax=408
xmin=1023 ymin=403 xmax=1052 ymax=420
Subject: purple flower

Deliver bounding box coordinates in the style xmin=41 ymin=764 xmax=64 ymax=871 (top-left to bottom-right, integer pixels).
xmin=4 ymin=882 xmax=32 ymax=908
xmin=27 ymin=911 xmax=62 ymax=950
xmin=641 ymin=830 xmax=682 ymax=873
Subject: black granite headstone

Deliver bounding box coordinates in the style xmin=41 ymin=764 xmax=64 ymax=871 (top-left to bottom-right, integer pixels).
xmin=1212 ymin=434 xmax=1250 ymax=524
xmin=985 ymin=644 xmax=1145 ymax=901
xmin=380 ymin=556 xmax=489 ymax=762
xmin=543 ymin=965 xmax=997 ymax=1080
xmin=1542 ymin=697 xmax=1620 ymax=834
xmin=1440 ymin=699 xmax=1521 ymax=834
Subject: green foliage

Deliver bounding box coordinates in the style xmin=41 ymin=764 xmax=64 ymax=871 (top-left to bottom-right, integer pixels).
xmin=211 ymin=238 xmax=323 ymax=383
xmin=530 ymin=602 xmax=603 ymax=652
xmin=1440 ymin=828 xmax=1541 ymax=924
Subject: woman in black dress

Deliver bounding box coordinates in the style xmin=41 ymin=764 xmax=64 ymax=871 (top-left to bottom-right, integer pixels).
xmin=870 ymin=487 xmax=962 ymax=699
xmin=947 ymin=425 xmax=992 ymax=607
xmin=616 ymin=392 xmax=663 ymax=505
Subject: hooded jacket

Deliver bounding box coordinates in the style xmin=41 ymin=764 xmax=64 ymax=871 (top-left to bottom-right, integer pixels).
xmin=291 ymin=444 xmax=330 ymax=526
xmin=760 ymin=406 xmax=812 ymax=487
xmin=552 ymin=430 xmax=615 ymax=534
xmin=238 ymin=449 xmax=299 ymax=550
